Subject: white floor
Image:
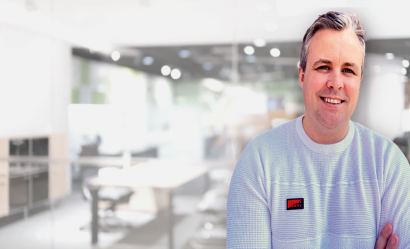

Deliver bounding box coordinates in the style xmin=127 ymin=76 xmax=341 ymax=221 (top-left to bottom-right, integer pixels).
xmin=0 ymin=192 xmax=203 ymax=249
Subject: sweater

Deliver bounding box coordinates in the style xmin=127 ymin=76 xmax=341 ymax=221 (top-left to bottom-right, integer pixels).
xmin=227 ymin=115 xmax=410 ymax=248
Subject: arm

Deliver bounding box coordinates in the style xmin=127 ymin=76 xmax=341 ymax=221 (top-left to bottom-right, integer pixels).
xmin=227 ymin=141 xmax=272 ymax=248
xmin=377 ymin=144 xmax=410 ymax=249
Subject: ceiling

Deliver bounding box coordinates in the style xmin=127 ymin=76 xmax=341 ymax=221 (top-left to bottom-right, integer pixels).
xmin=2 ymin=0 xmax=410 ymax=49
xmin=3 ymin=0 xmax=410 ymax=82
xmin=72 ymin=38 xmax=410 ymax=82
xmin=73 ymin=42 xmax=302 ymax=81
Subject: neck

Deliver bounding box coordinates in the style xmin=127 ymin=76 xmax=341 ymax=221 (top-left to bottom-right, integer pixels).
xmin=302 ymin=115 xmax=350 ymax=144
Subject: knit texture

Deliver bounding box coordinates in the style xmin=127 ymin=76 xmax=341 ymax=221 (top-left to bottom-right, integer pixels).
xmin=227 ymin=115 xmax=410 ymax=248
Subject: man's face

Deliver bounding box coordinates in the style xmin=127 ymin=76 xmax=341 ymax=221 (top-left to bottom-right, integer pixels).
xmin=299 ymin=29 xmax=363 ymax=130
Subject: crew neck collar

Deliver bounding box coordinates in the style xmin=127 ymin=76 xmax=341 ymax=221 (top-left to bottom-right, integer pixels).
xmin=295 ymin=115 xmax=354 ymax=154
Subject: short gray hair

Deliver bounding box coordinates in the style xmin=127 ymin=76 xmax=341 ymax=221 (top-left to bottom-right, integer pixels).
xmin=300 ymin=11 xmax=366 ymax=76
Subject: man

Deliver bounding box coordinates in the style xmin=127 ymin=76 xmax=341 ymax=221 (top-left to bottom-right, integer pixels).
xmin=227 ymin=11 xmax=410 ymax=248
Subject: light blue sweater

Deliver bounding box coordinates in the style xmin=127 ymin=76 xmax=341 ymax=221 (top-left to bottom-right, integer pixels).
xmin=227 ymin=116 xmax=410 ymax=248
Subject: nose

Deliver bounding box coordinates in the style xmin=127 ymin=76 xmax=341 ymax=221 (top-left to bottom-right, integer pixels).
xmin=327 ymin=71 xmax=344 ymax=90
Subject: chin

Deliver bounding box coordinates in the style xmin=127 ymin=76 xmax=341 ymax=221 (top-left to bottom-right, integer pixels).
xmin=317 ymin=114 xmax=347 ymax=129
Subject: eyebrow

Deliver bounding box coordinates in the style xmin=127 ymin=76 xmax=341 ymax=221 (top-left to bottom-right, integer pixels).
xmin=312 ymin=59 xmax=360 ymax=72
xmin=312 ymin=59 xmax=331 ymax=67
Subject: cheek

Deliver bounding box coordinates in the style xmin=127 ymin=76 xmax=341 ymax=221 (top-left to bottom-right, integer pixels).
xmin=344 ymin=80 xmax=360 ymax=100
xmin=305 ymin=74 xmax=327 ymax=94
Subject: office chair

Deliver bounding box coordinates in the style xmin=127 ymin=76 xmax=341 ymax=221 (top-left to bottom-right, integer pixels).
xmin=80 ymin=175 xmax=134 ymax=232
xmin=188 ymin=168 xmax=231 ymax=249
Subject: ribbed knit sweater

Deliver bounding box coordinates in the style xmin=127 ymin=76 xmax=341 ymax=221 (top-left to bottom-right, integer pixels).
xmin=227 ymin=115 xmax=410 ymax=248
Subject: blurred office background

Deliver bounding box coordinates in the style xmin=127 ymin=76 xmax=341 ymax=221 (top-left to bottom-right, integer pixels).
xmin=0 ymin=0 xmax=410 ymax=248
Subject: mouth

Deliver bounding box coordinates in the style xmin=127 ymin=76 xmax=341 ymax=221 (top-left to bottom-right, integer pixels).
xmin=320 ymin=97 xmax=345 ymax=105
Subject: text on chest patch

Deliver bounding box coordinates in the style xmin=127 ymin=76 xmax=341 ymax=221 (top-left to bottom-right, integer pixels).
xmin=287 ymin=198 xmax=304 ymax=210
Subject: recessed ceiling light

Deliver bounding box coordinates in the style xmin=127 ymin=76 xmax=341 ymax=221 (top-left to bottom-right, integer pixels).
xmin=253 ymin=38 xmax=266 ymax=47
xmin=202 ymin=62 xmax=213 ymax=71
xmin=143 ymin=56 xmax=154 ymax=65
xmin=244 ymin=46 xmax=255 ymax=55
xmin=270 ymin=48 xmax=280 ymax=57
xmin=246 ymin=55 xmax=256 ymax=63
xmin=385 ymin=53 xmax=394 ymax=60
xmin=171 ymin=69 xmax=181 ymax=79
xmin=402 ymin=68 xmax=407 ymax=75
xmin=111 ymin=51 xmax=121 ymax=61
xmin=179 ymin=50 xmax=191 ymax=58
xmin=402 ymin=60 xmax=409 ymax=68
xmin=374 ymin=65 xmax=381 ymax=73
xmin=161 ymin=65 xmax=171 ymax=76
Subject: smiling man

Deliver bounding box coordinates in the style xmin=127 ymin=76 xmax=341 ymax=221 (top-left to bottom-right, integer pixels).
xmin=227 ymin=11 xmax=410 ymax=248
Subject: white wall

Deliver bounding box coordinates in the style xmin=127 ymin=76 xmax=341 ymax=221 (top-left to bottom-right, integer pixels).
xmin=0 ymin=23 xmax=71 ymax=137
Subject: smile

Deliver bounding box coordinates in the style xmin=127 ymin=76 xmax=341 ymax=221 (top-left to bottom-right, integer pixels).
xmin=320 ymin=97 xmax=344 ymax=105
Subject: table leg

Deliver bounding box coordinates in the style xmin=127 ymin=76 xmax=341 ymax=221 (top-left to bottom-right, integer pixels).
xmin=90 ymin=186 xmax=100 ymax=245
xmin=168 ymin=189 xmax=174 ymax=249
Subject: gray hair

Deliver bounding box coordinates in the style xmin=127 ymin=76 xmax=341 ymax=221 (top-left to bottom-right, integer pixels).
xmin=300 ymin=11 xmax=366 ymax=76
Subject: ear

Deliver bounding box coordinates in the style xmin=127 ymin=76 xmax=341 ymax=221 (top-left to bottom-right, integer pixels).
xmin=298 ymin=66 xmax=305 ymax=88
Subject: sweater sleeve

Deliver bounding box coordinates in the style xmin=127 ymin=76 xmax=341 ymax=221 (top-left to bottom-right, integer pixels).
xmin=379 ymin=144 xmax=410 ymax=249
xmin=227 ymin=141 xmax=272 ymax=248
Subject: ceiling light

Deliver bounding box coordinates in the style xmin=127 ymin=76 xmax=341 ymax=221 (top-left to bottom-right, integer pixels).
xmin=253 ymin=38 xmax=266 ymax=47
xmin=402 ymin=68 xmax=407 ymax=75
xmin=257 ymin=3 xmax=272 ymax=12
xmin=374 ymin=65 xmax=381 ymax=73
xmin=111 ymin=51 xmax=121 ymax=61
xmin=171 ymin=69 xmax=181 ymax=79
xmin=270 ymin=48 xmax=280 ymax=57
xmin=264 ymin=23 xmax=278 ymax=32
xmin=179 ymin=50 xmax=191 ymax=58
xmin=246 ymin=55 xmax=256 ymax=63
xmin=297 ymin=61 xmax=300 ymax=68
xmin=244 ymin=46 xmax=255 ymax=55
xmin=402 ymin=60 xmax=409 ymax=68
xmin=385 ymin=53 xmax=394 ymax=60
xmin=202 ymin=62 xmax=213 ymax=71
xmin=143 ymin=56 xmax=154 ymax=65
xmin=161 ymin=65 xmax=171 ymax=76
xmin=204 ymin=222 xmax=213 ymax=230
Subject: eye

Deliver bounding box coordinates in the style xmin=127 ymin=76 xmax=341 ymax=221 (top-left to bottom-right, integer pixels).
xmin=342 ymin=68 xmax=355 ymax=74
xmin=317 ymin=65 xmax=330 ymax=71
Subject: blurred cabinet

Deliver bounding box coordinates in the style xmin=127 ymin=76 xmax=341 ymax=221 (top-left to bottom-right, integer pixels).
xmin=0 ymin=134 xmax=68 ymax=218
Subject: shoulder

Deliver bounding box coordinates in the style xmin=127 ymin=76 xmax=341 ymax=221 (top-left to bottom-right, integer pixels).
xmin=235 ymin=119 xmax=296 ymax=170
xmin=352 ymin=121 xmax=396 ymax=149
xmin=352 ymin=121 xmax=406 ymax=163
xmin=249 ymin=118 xmax=296 ymax=150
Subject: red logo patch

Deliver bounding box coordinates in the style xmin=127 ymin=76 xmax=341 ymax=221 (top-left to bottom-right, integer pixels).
xmin=287 ymin=198 xmax=304 ymax=210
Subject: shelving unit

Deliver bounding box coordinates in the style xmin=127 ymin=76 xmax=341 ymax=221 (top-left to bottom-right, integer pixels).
xmin=0 ymin=134 xmax=68 ymax=219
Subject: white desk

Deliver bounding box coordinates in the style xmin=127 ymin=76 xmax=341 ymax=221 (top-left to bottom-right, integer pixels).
xmin=88 ymin=161 xmax=209 ymax=249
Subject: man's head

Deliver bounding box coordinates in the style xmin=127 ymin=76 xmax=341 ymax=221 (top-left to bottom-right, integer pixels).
xmin=300 ymin=12 xmax=365 ymax=76
xmin=298 ymin=11 xmax=365 ymax=142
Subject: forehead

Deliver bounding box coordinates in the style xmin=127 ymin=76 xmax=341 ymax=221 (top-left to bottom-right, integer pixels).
xmin=307 ymin=29 xmax=363 ymax=65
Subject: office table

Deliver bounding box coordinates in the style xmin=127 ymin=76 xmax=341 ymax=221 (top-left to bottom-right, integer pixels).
xmin=87 ymin=161 xmax=209 ymax=249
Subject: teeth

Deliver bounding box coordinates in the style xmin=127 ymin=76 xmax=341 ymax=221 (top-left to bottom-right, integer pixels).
xmin=324 ymin=98 xmax=341 ymax=104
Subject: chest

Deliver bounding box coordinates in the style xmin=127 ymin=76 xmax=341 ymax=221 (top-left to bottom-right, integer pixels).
xmin=267 ymin=174 xmax=381 ymax=245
